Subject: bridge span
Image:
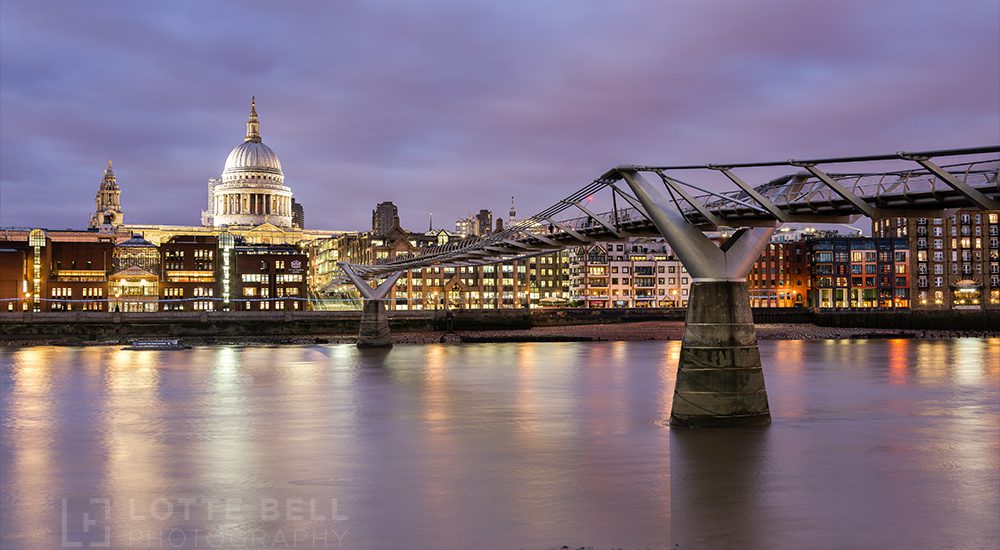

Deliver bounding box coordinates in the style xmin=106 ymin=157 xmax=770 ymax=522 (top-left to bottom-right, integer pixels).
xmin=335 ymin=146 xmax=999 ymax=427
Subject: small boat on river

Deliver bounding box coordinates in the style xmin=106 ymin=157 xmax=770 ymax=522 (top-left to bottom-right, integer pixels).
xmin=122 ymin=339 xmax=191 ymax=350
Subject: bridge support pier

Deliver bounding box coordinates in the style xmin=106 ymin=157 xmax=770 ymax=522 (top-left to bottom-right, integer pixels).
xmin=620 ymin=170 xmax=776 ymax=427
xmin=674 ymin=279 xmax=769 ymax=426
xmin=357 ymin=299 xmax=393 ymax=347
xmin=339 ymin=263 xmax=401 ymax=348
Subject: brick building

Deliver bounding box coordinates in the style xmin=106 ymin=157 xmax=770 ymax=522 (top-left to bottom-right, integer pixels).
xmin=232 ymin=244 xmax=308 ymax=310
xmin=748 ymin=241 xmax=811 ymax=308
xmin=810 ymin=237 xmax=910 ymax=309
xmin=874 ymin=210 xmax=1000 ymax=309
xmin=0 ymin=243 xmax=29 ymax=311
xmin=160 ymin=235 xmax=219 ymax=311
xmin=0 ymin=230 xmax=311 ymax=312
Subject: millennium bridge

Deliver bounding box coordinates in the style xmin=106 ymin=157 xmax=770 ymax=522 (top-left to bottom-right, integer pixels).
xmin=333 ymin=146 xmax=1000 ymax=427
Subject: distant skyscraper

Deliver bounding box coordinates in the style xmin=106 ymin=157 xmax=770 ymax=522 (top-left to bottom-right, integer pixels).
xmin=291 ymin=199 xmax=305 ymax=228
xmin=372 ymin=201 xmax=399 ymax=236
xmin=89 ymin=160 xmax=124 ymax=229
xmin=476 ymin=209 xmax=493 ymax=236
xmin=508 ymin=196 xmax=517 ymax=226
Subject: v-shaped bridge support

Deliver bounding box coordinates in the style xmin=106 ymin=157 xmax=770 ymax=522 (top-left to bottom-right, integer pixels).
xmin=340 ymin=263 xmax=402 ymax=348
xmin=620 ymin=170 xmax=776 ymax=427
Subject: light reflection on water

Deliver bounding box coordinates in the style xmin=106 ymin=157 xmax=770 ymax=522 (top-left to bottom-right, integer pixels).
xmin=1 ymin=339 xmax=997 ymax=549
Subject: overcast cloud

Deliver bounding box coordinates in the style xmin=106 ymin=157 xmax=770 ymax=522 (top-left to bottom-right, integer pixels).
xmin=1 ymin=0 xmax=997 ymax=231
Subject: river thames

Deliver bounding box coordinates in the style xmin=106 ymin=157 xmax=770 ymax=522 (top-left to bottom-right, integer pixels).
xmin=2 ymin=339 xmax=998 ymax=549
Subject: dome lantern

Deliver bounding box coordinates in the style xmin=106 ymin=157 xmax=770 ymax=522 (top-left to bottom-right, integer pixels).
xmin=245 ymin=96 xmax=261 ymax=143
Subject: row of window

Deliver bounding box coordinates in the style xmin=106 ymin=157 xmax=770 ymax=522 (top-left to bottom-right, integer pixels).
xmin=815 ymin=276 xmax=908 ymax=288
xmin=242 ymin=286 xmax=301 ymax=297
xmin=916 ymin=225 xmax=998 ymax=237
xmin=916 ymin=237 xmax=999 ymax=249
xmin=242 ymin=300 xmax=301 ymax=310
xmin=600 ymin=288 xmax=690 ymax=297
xmin=914 ymin=213 xmax=1000 ymax=225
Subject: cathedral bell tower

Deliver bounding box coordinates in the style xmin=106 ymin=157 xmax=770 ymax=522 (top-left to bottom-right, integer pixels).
xmin=89 ymin=160 xmax=124 ymax=229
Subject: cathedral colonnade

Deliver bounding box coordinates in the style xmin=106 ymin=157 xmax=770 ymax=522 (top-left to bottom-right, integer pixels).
xmin=216 ymin=192 xmax=291 ymax=216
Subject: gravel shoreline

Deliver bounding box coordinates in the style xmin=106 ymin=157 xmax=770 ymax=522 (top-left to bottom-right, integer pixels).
xmin=3 ymin=321 xmax=994 ymax=347
xmin=391 ymin=321 xmax=999 ymax=344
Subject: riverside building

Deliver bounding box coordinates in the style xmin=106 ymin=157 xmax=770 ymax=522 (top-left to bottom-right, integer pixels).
xmin=747 ymin=241 xmax=811 ymax=308
xmin=874 ymin=211 xmax=1000 ymax=309
xmin=568 ymin=239 xmax=691 ymax=308
xmin=313 ymin=216 xmax=571 ymax=310
xmin=809 ymin=237 xmax=910 ymax=309
xmin=0 ymin=230 xmax=307 ymax=312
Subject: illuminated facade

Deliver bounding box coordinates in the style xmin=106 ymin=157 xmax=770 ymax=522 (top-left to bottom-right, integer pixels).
xmin=0 ymin=245 xmax=28 ymax=311
xmin=232 ymin=245 xmax=308 ymax=310
xmin=748 ymin=242 xmax=811 ymax=308
xmin=202 ymin=98 xmax=294 ymax=228
xmin=317 ymin=224 xmax=570 ymax=310
xmin=386 ymin=253 xmax=569 ymax=310
xmin=810 ymin=237 xmax=910 ymax=309
xmin=1 ymin=230 xmax=115 ymax=312
xmin=874 ymin=211 xmax=1000 ymax=309
xmin=160 ymin=235 xmax=219 ymax=311
xmin=109 ymin=235 xmax=160 ymax=312
xmin=569 ymin=239 xmax=690 ymax=308
xmin=0 ymin=231 xmax=307 ymax=311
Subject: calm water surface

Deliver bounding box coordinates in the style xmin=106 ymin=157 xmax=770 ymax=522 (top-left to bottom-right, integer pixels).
xmin=1 ymin=339 xmax=998 ymax=549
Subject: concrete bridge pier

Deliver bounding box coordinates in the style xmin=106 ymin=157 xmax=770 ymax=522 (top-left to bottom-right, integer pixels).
xmin=620 ymin=170 xmax=776 ymax=427
xmin=339 ymin=263 xmax=401 ymax=348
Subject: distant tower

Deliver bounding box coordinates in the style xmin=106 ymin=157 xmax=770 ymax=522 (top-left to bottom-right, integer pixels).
xmin=508 ymin=196 xmax=517 ymax=226
xmin=476 ymin=209 xmax=493 ymax=235
xmin=89 ymin=160 xmax=124 ymax=229
xmin=201 ymin=177 xmax=221 ymax=226
xmin=372 ymin=201 xmax=398 ymax=236
xmin=291 ymin=198 xmax=305 ymax=228
xmin=429 ymin=212 xmax=433 ymax=232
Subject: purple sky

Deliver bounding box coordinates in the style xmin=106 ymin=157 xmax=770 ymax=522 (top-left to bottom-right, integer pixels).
xmin=2 ymin=1 xmax=998 ymax=232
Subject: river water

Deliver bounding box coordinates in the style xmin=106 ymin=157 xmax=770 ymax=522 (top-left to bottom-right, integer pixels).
xmin=1 ymin=339 xmax=997 ymax=549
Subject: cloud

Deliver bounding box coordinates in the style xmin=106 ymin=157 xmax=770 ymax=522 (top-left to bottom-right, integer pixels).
xmin=2 ymin=0 xmax=997 ymax=232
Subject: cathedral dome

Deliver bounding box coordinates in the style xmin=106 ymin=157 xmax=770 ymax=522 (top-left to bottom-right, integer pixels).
xmin=207 ymin=98 xmax=294 ymax=229
xmin=221 ymin=96 xmax=284 ymax=180
xmin=223 ymin=140 xmax=283 ymax=177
